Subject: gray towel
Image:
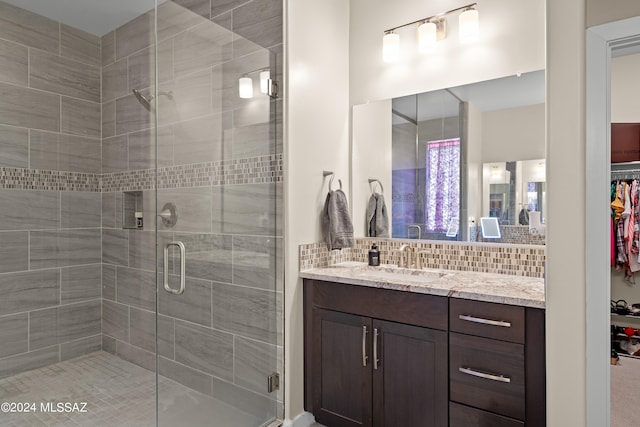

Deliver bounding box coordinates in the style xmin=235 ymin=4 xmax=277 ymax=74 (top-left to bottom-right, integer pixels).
xmin=366 ymin=193 xmax=389 ymax=238
xmin=322 ymin=189 xmax=354 ymax=250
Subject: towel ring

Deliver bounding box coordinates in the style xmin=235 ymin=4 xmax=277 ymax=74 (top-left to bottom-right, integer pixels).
xmin=368 ymin=178 xmax=384 ymax=194
xmin=329 ymin=175 xmax=343 ymax=191
xmin=323 ymin=170 xmax=342 ymax=191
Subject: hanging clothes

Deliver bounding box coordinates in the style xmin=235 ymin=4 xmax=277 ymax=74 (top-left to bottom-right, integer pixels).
xmin=629 ymin=180 xmax=640 ymax=276
xmin=611 ymin=216 xmax=616 ymax=267
xmin=612 ymin=185 xmax=625 ymax=223
xmin=611 ymin=178 xmax=640 ymax=284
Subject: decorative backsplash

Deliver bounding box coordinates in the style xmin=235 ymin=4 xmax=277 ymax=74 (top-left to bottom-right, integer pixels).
xmin=299 ymin=243 xmax=353 ymax=271
xmin=299 ymin=237 xmax=546 ymax=278
xmin=475 ymin=225 xmax=545 ymax=246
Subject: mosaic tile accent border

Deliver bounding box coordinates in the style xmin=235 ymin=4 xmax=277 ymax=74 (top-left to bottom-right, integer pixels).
xmin=300 ymin=237 xmax=546 ymax=278
xmin=0 ymin=167 xmax=100 ymax=192
xmin=102 ymin=169 xmax=155 ymax=192
xmin=0 ymin=154 xmax=284 ymax=193
xmin=102 ymin=154 xmax=284 ymax=192
xmin=475 ymin=225 xmax=546 ymax=246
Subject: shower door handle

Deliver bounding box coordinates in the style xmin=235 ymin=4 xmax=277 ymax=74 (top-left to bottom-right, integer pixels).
xmin=163 ymin=241 xmax=186 ymax=295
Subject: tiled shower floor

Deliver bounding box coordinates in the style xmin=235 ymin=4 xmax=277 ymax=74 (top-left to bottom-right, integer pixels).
xmin=0 ymin=351 xmax=266 ymax=427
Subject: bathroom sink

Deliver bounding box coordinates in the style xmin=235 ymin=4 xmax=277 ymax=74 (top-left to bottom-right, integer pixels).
xmin=353 ymin=267 xmax=447 ymax=284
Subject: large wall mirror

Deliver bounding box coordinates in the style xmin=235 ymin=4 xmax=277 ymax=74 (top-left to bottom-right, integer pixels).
xmin=352 ymin=69 xmax=546 ymax=245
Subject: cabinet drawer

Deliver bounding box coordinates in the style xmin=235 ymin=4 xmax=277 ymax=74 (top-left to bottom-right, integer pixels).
xmin=449 ymin=332 xmax=525 ymax=420
xmin=450 ymin=298 xmax=525 ymax=343
xmin=306 ymin=279 xmax=448 ymax=330
xmin=450 ymin=402 xmax=524 ymax=427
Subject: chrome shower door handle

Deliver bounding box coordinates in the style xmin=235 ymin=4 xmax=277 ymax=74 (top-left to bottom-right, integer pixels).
xmin=163 ymin=241 xmax=186 ymax=295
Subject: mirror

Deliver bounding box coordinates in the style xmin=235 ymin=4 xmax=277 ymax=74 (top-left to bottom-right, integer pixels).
xmin=482 ymin=159 xmax=546 ymax=227
xmin=351 ymin=70 xmax=546 ymax=245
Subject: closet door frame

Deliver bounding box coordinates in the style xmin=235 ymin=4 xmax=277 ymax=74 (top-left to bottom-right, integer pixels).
xmin=586 ymin=15 xmax=640 ymax=427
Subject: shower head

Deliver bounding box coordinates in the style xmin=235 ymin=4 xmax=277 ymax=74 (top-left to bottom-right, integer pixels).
xmin=132 ymin=89 xmax=174 ymax=111
xmin=132 ymin=89 xmax=152 ymax=110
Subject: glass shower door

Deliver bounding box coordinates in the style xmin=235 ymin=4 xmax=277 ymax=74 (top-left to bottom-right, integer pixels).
xmin=154 ymin=1 xmax=281 ymax=426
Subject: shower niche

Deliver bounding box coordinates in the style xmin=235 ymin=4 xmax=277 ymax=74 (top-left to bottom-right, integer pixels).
xmin=123 ymin=191 xmax=144 ymax=229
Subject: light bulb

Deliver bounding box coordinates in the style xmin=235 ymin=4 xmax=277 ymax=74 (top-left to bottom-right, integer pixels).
xmin=459 ymin=8 xmax=479 ymax=43
xmin=239 ymin=76 xmax=253 ymax=99
xmin=259 ymin=70 xmax=270 ymax=94
xmin=418 ymin=21 xmax=437 ymax=52
xmin=382 ymin=32 xmax=400 ymax=62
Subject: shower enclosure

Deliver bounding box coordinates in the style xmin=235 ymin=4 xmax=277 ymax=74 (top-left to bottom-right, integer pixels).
xmin=391 ymin=89 xmax=465 ymax=241
xmin=0 ymin=0 xmax=283 ymax=425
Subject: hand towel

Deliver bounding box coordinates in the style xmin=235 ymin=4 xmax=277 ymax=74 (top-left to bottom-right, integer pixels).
xmin=365 ymin=193 xmax=389 ymax=238
xmin=322 ymin=189 xmax=354 ymax=250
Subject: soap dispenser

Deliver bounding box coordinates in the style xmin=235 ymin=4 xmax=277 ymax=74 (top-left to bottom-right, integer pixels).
xmin=368 ymin=243 xmax=380 ymax=266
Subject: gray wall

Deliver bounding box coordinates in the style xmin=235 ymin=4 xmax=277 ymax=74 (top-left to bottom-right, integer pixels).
xmin=0 ymin=0 xmax=102 ymax=379
xmin=0 ymin=0 xmax=283 ymax=419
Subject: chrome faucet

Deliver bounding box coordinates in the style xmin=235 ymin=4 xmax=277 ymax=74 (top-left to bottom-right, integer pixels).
xmin=397 ymin=244 xmax=413 ymax=268
xmin=407 ymin=225 xmax=422 ymax=239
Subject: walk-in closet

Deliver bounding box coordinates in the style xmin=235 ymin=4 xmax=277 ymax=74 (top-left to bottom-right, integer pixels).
xmin=610 ymin=51 xmax=640 ymax=427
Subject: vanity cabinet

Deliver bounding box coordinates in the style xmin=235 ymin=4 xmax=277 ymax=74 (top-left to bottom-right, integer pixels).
xmin=304 ymin=279 xmax=448 ymax=427
xmin=449 ymin=298 xmax=546 ymax=427
xmin=303 ymin=278 xmax=546 ymax=427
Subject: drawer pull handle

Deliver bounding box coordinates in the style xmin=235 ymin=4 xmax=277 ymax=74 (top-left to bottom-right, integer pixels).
xmin=459 ymin=314 xmax=511 ymax=328
xmin=459 ymin=367 xmax=511 ymax=383
xmin=362 ymin=326 xmax=368 ymax=367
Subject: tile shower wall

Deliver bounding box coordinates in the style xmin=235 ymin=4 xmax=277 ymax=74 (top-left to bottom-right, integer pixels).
xmin=0 ymin=0 xmax=283 ymax=420
xmin=0 ymin=0 xmax=102 ymax=379
xmin=98 ymin=0 xmax=284 ymax=420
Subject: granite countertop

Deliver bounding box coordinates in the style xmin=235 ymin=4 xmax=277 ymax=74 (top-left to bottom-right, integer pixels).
xmin=299 ymin=261 xmax=545 ymax=309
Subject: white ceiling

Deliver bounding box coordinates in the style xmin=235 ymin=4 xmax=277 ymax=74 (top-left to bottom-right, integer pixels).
xmin=3 ymin=0 xmax=158 ymax=36
xmin=393 ymin=69 xmax=546 ymax=124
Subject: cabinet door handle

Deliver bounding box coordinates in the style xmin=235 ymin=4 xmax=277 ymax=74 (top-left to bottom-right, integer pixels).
xmin=459 ymin=314 xmax=511 ymax=328
xmin=459 ymin=367 xmax=511 ymax=383
xmin=373 ymin=328 xmax=380 ymax=370
xmin=362 ymin=326 xmax=368 ymax=367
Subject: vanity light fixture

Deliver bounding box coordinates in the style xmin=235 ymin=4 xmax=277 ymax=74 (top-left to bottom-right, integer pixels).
xmin=459 ymin=6 xmax=479 ymax=43
xmin=417 ymin=19 xmax=440 ymax=52
xmin=238 ymin=76 xmax=253 ymax=99
xmin=382 ymin=31 xmax=400 ymax=62
xmin=382 ymin=2 xmax=478 ymax=61
xmin=259 ymin=70 xmax=271 ymax=94
xmin=238 ymin=68 xmax=274 ymax=99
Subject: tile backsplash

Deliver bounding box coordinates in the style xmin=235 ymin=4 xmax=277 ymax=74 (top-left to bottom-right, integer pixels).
xmin=300 ymin=237 xmax=546 ymax=278
xmin=475 ymin=225 xmax=546 ymax=246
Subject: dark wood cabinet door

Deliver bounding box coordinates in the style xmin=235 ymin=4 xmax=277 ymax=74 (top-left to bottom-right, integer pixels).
xmin=311 ymin=308 xmax=373 ymax=427
xmin=372 ymin=320 xmax=448 ymax=427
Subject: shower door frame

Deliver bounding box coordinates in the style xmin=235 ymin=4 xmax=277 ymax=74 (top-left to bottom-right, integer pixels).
xmin=151 ymin=1 xmax=282 ymax=425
